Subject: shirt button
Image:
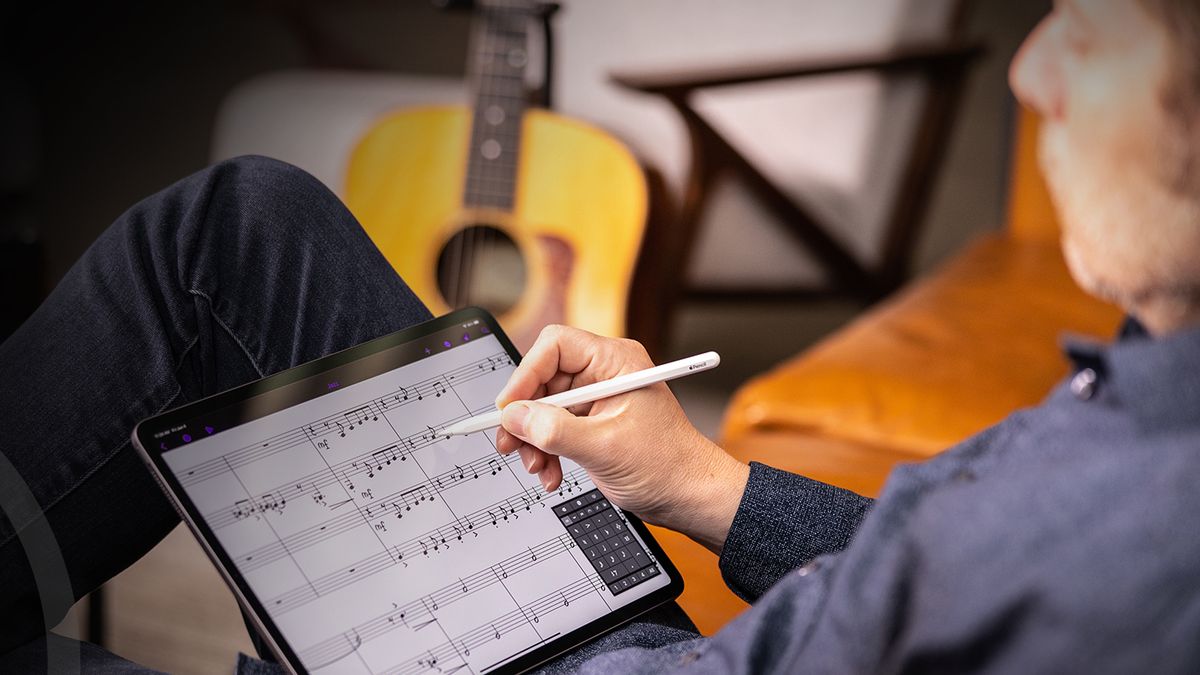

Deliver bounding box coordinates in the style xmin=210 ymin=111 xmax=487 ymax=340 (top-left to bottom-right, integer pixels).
xmin=1070 ymin=367 xmax=1098 ymax=400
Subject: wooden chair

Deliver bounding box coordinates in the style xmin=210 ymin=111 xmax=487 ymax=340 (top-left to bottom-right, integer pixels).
xmin=563 ymin=1 xmax=985 ymax=356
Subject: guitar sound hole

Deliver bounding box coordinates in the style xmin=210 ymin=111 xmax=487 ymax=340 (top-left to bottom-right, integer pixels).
xmin=436 ymin=225 xmax=526 ymax=314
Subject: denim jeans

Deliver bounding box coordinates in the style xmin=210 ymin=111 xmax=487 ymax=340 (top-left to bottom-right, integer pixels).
xmin=0 ymin=156 xmax=697 ymax=673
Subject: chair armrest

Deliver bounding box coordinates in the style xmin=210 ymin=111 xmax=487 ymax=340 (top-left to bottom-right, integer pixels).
xmin=610 ymin=41 xmax=984 ymax=97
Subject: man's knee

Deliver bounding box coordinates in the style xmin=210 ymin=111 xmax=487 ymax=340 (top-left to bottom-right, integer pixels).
xmin=195 ymin=155 xmax=365 ymax=251
xmin=207 ymin=155 xmax=336 ymax=220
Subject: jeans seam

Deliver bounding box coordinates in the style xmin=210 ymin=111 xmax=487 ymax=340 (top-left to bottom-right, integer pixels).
xmin=188 ymin=288 xmax=265 ymax=379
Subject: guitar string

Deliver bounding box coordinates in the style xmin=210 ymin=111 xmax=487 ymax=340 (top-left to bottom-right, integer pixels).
xmin=476 ymin=3 xmax=524 ymax=311
xmin=465 ymin=6 xmax=503 ymax=310
xmin=459 ymin=2 xmax=530 ymax=312
xmin=463 ymin=8 xmax=490 ymax=309
xmin=459 ymin=6 xmax=496 ymax=309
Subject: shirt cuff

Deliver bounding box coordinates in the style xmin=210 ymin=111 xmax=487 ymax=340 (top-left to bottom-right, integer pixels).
xmin=718 ymin=462 xmax=873 ymax=602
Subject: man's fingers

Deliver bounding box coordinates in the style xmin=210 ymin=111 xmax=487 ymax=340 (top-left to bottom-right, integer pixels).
xmin=545 ymin=371 xmax=575 ymax=396
xmin=500 ymin=401 xmax=593 ymax=462
xmin=495 ymin=427 xmax=522 ymax=455
xmin=538 ymin=455 xmax=563 ymax=492
xmin=496 ymin=325 xmax=596 ymax=408
xmin=517 ymin=445 xmax=545 ymax=474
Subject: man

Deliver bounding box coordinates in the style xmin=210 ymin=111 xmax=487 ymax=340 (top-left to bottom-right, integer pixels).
xmin=2 ymin=0 xmax=1198 ymax=672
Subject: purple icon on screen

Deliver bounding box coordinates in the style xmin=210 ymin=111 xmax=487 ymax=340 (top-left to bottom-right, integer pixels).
xmin=462 ymin=333 xmax=470 ymax=342
xmin=424 ymin=347 xmax=431 ymax=355
xmin=443 ymin=340 xmax=452 ymax=348
xmin=481 ymin=326 xmax=490 ymax=334
xmin=204 ymin=426 xmax=214 ymax=435
xmin=182 ymin=434 xmax=192 ymax=443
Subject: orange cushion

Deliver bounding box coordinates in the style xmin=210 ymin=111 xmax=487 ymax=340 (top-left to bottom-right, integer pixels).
xmin=723 ymin=430 xmax=927 ymax=499
xmin=721 ymin=233 xmax=1123 ymax=457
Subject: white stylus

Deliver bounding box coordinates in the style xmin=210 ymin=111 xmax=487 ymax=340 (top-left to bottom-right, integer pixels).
xmin=440 ymin=351 xmax=721 ymax=437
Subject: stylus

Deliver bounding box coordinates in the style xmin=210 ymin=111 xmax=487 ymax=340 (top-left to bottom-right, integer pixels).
xmin=440 ymin=351 xmax=721 ymax=437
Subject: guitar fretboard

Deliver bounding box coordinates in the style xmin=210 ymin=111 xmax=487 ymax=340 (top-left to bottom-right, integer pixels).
xmin=463 ymin=3 xmax=531 ymax=211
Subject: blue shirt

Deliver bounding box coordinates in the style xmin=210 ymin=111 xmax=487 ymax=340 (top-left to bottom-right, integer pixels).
xmin=552 ymin=319 xmax=1200 ymax=673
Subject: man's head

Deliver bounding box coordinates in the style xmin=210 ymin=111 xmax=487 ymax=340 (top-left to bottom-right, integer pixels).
xmin=1010 ymin=0 xmax=1200 ymax=334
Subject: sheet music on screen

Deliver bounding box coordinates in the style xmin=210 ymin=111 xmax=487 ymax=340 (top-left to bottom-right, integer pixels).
xmin=161 ymin=333 xmax=670 ymax=674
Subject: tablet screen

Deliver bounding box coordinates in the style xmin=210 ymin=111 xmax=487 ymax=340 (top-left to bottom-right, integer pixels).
xmin=151 ymin=315 xmax=673 ymax=674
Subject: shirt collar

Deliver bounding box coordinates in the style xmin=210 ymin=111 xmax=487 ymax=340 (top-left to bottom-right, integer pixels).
xmin=1064 ymin=317 xmax=1200 ymax=434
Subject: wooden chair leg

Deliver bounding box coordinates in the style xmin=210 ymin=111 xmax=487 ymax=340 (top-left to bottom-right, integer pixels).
xmin=626 ymin=166 xmax=677 ymax=360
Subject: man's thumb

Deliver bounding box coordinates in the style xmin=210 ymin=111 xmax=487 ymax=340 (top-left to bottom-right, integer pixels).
xmin=500 ymin=401 xmax=587 ymax=457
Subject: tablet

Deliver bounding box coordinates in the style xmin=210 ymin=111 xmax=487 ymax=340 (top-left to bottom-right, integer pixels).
xmin=132 ymin=307 xmax=683 ymax=675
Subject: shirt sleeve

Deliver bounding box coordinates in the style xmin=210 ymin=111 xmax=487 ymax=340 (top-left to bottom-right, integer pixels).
xmin=717 ymin=462 xmax=873 ymax=602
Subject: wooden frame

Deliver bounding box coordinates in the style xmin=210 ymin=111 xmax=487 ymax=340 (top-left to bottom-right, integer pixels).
xmin=617 ymin=15 xmax=984 ymax=358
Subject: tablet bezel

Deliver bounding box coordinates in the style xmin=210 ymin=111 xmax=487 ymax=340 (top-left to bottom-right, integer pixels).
xmin=131 ymin=307 xmax=686 ymax=675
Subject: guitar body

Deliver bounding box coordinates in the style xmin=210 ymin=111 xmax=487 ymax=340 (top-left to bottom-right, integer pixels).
xmin=344 ymin=106 xmax=647 ymax=349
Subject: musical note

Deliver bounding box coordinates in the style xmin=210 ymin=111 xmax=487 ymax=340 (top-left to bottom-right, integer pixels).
xmin=343 ymin=405 xmax=377 ymax=431
xmin=232 ymin=498 xmax=256 ymax=521
xmin=263 ymin=491 xmax=286 ymax=514
xmin=368 ymin=445 xmax=400 ymax=478
xmin=400 ymin=485 xmax=434 ymax=512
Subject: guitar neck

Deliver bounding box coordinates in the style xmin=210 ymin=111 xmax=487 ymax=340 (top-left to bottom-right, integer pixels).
xmin=463 ymin=2 xmax=533 ymax=211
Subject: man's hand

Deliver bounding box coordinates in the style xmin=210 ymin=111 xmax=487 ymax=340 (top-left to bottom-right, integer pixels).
xmin=494 ymin=325 xmax=750 ymax=554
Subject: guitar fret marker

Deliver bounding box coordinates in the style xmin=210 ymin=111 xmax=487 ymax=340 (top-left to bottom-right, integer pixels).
xmin=481 ymin=139 xmax=503 ymax=160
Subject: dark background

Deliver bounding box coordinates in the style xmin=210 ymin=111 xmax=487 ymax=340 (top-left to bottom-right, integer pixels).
xmin=1 ymin=1 xmax=471 ymax=337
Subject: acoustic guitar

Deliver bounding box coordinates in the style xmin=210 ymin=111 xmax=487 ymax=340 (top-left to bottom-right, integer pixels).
xmin=344 ymin=0 xmax=647 ymax=351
